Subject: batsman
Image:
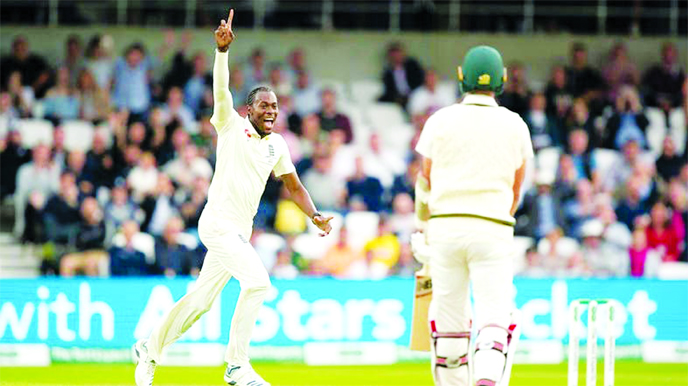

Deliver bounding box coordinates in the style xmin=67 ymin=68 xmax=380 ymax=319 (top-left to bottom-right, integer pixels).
xmin=412 ymin=46 xmax=533 ymax=386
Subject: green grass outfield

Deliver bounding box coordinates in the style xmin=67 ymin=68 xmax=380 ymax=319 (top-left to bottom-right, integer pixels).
xmin=0 ymin=362 xmax=686 ymax=386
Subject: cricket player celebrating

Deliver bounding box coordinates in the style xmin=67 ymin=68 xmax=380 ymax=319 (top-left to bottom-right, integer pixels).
xmin=133 ymin=9 xmax=333 ymax=386
xmin=413 ymin=46 xmax=533 ymax=386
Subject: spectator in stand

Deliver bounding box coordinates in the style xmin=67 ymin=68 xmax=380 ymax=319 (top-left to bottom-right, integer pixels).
xmin=580 ymin=219 xmax=629 ymax=277
xmin=66 ymin=150 xmax=94 ymax=196
xmin=545 ymin=64 xmax=574 ymax=123
xmin=554 ymin=155 xmax=580 ymax=202
xmin=499 ymin=62 xmax=530 ymax=117
xmin=390 ymin=156 xmax=421 ymax=202
xmin=388 ymin=192 xmax=415 ymax=244
xmin=656 ymin=137 xmax=687 ymax=183
xmin=606 ymin=138 xmax=649 ymax=192
xmin=642 ymin=42 xmax=686 ymax=108
xmin=329 ymin=129 xmax=356 ymax=182
xmin=667 ymin=181 xmax=687 ymax=262
xmin=603 ymin=86 xmax=648 ymax=150
xmin=629 ymin=227 xmax=659 ymax=278
xmin=516 ymin=171 xmax=567 ymax=239
xmin=163 ymin=144 xmax=213 ymax=193
xmin=229 ymin=67 xmax=250 ymax=110
xmin=566 ymin=42 xmax=605 ymax=108
xmin=564 ymin=179 xmax=596 ymax=238
xmin=594 ymin=200 xmax=633 ymax=263
xmin=361 ymin=216 xmax=400 ymax=274
xmin=160 ymin=86 xmax=195 ymax=132
xmin=244 ymin=47 xmax=267 ymax=88
xmin=271 ymin=247 xmax=299 ymax=279
xmin=127 ymin=152 xmax=160 ymax=201
xmin=140 ymin=173 xmax=179 ymax=236
xmin=0 ymin=91 xmax=20 ymax=130
xmin=361 ymin=132 xmax=405 ymax=188
xmin=14 ymin=144 xmax=61 ymax=240
xmin=159 ymin=30 xmax=194 ymax=95
xmin=268 ymin=63 xmax=292 ymax=97
xmin=379 ymin=42 xmax=424 ymax=109
xmin=524 ymin=92 xmax=562 ymax=151
xmin=615 ymin=175 xmax=651 ymax=229
xmin=76 ymin=69 xmax=110 ymax=123
xmin=179 ymin=176 xmax=208 ymax=233
xmin=389 ymin=244 xmax=421 ymax=277
xmin=645 ymin=201 xmax=681 ymax=262
xmin=0 ymin=129 xmax=31 ymax=200
xmin=125 ymin=121 xmax=153 ymax=153
xmin=312 ymin=227 xmax=359 ymax=277
xmin=43 ymin=172 xmax=81 ymax=247
xmin=5 ymin=71 xmax=34 ymax=118
xmin=285 ymin=47 xmax=309 ymax=86
xmin=43 ymin=67 xmax=80 ymax=124
xmin=408 ymin=68 xmax=455 ymax=117
xmin=51 ymin=127 xmax=68 ymax=169
xmin=1 ymin=36 xmax=52 ymax=99
xmin=60 ymin=197 xmax=107 ymax=277
xmin=292 ymin=71 xmax=321 ymax=117
xmin=346 ymin=156 xmax=384 ymax=212
xmin=601 ymin=42 xmax=640 ymax=102
xmin=534 ymin=228 xmax=580 ymax=276
xmin=85 ymin=34 xmax=115 ymax=91
xmin=152 ymin=216 xmax=197 ymax=277
xmin=61 ymin=35 xmax=84 ymax=87
xmin=184 ymin=53 xmax=212 ymax=117
xmin=191 ymin=114 xmax=217 ymax=159
xmin=566 ymin=128 xmax=596 ymax=181
xmin=300 ymin=151 xmax=345 ymax=211
xmin=84 ymin=131 xmax=117 ymax=189
xmin=317 ymin=88 xmax=353 ymax=143
xmin=104 ymin=184 xmax=141 ymax=240
xmin=112 ymin=43 xmax=153 ymax=118
xmin=564 ymin=98 xmax=597 ymax=144
xmin=108 ymin=221 xmax=150 ymax=276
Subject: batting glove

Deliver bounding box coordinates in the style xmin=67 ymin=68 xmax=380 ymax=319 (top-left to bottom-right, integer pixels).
xmin=410 ymin=232 xmax=434 ymax=264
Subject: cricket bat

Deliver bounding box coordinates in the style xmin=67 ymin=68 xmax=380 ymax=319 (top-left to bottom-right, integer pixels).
xmin=409 ymin=263 xmax=432 ymax=351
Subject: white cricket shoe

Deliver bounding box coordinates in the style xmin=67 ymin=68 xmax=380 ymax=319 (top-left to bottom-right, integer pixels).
xmin=133 ymin=339 xmax=156 ymax=386
xmin=224 ymin=363 xmax=271 ymax=386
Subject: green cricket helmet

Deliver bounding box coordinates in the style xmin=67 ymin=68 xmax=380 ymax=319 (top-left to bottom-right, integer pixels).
xmin=457 ymin=45 xmax=507 ymax=95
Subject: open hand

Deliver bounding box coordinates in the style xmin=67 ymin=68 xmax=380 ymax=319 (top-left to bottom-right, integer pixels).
xmin=313 ymin=215 xmax=334 ymax=237
xmin=214 ymin=9 xmax=236 ymax=51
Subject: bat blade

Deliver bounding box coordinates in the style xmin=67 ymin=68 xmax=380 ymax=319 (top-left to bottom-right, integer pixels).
xmin=409 ymin=266 xmax=432 ymax=352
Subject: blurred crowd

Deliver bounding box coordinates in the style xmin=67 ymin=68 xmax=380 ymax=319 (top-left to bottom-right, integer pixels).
xmin=0 ymin=32 xmax=686 ymax=280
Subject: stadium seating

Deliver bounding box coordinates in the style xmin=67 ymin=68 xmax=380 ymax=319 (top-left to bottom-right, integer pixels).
xmin=16 ymin=119 xmax=53 ymax=149
xmin=349 ymin=80 xmax=383 ymax=106
xmin=62 ymin=120 xmax=95 ymax=152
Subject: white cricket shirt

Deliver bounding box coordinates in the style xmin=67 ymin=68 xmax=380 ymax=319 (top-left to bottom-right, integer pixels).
xmin=415 ymin=94 xmax=534 ymax=226
xmin=203 ymin=50 xmax=296 ymax=237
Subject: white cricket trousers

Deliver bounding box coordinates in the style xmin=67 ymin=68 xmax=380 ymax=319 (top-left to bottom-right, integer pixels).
xmin=426 ymin=216 xmax=514 ymax=386
xmin=147 ymin=212 xmax=270 ymax=365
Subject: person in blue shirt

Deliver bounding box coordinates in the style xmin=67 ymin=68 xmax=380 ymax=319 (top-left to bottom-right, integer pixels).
xmin=112 ymin=43 xmax=153 ymax=119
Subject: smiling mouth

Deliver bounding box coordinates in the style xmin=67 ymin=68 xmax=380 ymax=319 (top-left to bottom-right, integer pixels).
xmin=264 ymin=118 xmax=275 ymax=129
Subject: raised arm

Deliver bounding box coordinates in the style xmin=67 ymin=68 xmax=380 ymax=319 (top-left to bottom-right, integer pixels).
xmin=210 ymin=9 xmax=237 ymax=131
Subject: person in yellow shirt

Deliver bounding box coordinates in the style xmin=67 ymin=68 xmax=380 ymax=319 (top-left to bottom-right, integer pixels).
xmin=363 ymin=216 xmax=401 ymax=269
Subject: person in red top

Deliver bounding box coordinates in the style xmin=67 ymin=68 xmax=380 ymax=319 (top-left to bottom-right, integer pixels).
xmin=645 ymin=201 xmax=681 ymax=262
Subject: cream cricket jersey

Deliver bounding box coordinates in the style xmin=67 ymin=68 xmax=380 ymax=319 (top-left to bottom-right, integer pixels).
xmin=203 ymin=50 xmax=295 ymax=237
xmin=415 ymin=94 xmax=534 ymax=226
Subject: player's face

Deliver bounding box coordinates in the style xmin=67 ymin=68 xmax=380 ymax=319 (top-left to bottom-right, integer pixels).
xmin=248 ymin=91 xmax=279 ymax=136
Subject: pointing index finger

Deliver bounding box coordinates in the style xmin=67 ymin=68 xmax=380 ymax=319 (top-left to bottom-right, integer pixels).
xmin=228 ymin=9 xmax=234 ymax=28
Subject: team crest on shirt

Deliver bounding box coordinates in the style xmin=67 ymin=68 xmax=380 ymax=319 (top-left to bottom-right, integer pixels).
xmin=268 ymin=144 xmax=275 ymax=158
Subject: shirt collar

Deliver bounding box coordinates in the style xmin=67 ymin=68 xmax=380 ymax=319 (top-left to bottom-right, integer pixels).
xmin=244 ymin=116 xmax=262 ymax=139
xmin=461 ymin=93 xmax=499 ymax=107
